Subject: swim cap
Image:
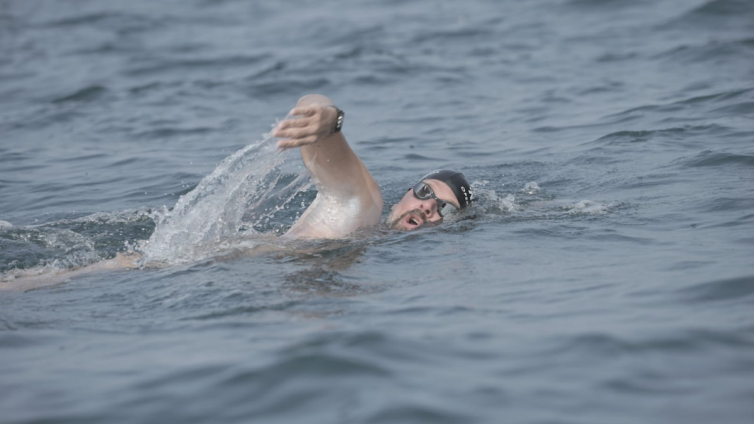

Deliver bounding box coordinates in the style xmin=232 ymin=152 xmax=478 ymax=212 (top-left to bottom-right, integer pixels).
xmin=420 ymin=169 xmax=473 ymax=208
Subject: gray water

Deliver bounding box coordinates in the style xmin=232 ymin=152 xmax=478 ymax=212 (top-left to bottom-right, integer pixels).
xmin=1 ymin=0 xmax=754 ymax=423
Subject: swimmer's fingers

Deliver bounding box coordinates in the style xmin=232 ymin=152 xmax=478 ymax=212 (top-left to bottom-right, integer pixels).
xmin=277 ymin=135 xmax=318 ymax=150
xmin=273 ymin=126 xmax=315 ymax=140
xmin=272 ymin=119 xmax=308 ymax=138
xmin=273 ymin=104 xmax=334 ymax=148
xmin=290 ymin=105 xmax=334 ymax=137
xmin=289 ymin=106 xmax=319 ymax=117
xmin=274 ymin=106 xmax=325 ymax=134
xmin=275 ymin=118 xmax=309 ymax=130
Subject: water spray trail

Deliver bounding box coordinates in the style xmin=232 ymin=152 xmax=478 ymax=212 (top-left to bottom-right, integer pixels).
xmin=141 ymin=132 xmax=310 ymax=265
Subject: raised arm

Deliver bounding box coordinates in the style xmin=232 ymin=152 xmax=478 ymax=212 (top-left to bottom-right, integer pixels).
xmin=273 ymin=94 xmax=383 ymax=238
xmin=273 ymin=94 xmax=377 ymax=198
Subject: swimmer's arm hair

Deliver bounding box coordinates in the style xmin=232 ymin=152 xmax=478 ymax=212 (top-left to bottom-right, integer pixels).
xmin=273 ymin=94 xmax=381 ymax=200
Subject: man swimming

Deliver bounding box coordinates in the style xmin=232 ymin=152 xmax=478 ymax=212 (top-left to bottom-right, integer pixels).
xmin=273 ymin=94 xmax=473 ymax=238
xmin=1 ymin=94 xmax=474 ymax=291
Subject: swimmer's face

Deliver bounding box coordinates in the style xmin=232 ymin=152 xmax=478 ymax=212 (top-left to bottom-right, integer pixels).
xmin=386 ymin=179 xmax=461 ymax=231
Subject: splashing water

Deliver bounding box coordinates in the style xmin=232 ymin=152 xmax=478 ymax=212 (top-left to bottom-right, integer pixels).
xmin=140 ymin=131 xmax=311 ymax=265
xmin=0 ymin=208 xmax=155 ymax=279
xmin=472 ymin=180 xmax=520 ymax=213
xmin=521 ymin=181 xmax=541 ymax=195
xmin=0 ymin=130 xmax=312 ymax=279
xmin=560 ymin=200 xmax=612 ymax=215
xmin=469 ymin=180 xmax=616 ymax=221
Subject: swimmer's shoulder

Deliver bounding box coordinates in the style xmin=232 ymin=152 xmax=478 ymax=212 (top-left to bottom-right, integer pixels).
xmin=285 ymin=187 xmax=382 ymax=240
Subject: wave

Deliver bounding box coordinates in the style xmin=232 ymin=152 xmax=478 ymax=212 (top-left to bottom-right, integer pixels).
xmin=125 ymin=54 xmax=271 ymax=77
xmin=654 ymin=38 xmax=754 ymax=66
xmin=246 ymin=77 xmax=331 ymax=97
xmin=696 ymin=213 xmax=754 ymax=230
xmin=683 ymin=150 xmax=754 ymax=168
xmin=600 ymin=88 xmax=754 ymax=124
xmin=588 ymin=124 xmax=731 ymax=148
xmin=133 ymin=127 xmax=216 ymax=140
xmin=42 ymin=12 xmax=157 ymax=29
xmin=677 ymin=88 xmax=754 ymax=105
xmin=684 ymin=0 xmax=754 ymax=19
xmin=565 ymin=0 xmax=648 ymax=9
xmin=51 ymin=85 xmax=107 ymax=104
xmin=695 ymin=197 xmax=754 ymax=213
xmin=551 ymin=326 xmax=754 ymax=358
xmin=411 ymin=27 xmax=494 ymax=43
xmin=679 ymin=275 xmax=754 ymax=303
xmin=711 ymin=101 xmax=754 ymax=117
xmin=665 ymin=0 xmax=754 ymax=30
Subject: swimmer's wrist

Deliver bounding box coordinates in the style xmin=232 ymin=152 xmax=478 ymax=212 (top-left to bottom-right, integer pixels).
xmin=326 ymin=105 xmax=344 ymax=134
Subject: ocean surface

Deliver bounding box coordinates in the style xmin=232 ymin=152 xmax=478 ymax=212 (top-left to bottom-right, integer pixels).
xmin=1 ymin=0 xmax=753 ymax=422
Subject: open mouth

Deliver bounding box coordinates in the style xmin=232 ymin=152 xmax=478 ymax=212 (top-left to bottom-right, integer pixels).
xmin=401 ymin=210 xmax=425 ymax=230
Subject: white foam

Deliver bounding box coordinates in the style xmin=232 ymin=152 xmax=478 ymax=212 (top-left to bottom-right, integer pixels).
xmin=562 ymin=200 xmax=610 ymax=215
xmin=471 ymin=180 xmax=519 ymax=212
xmin=521 ymin=181 xmax=540 ymax=194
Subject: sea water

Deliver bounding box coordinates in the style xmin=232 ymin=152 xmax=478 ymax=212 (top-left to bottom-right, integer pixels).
xmin=1 ymin=0 xmax=753 ymax=423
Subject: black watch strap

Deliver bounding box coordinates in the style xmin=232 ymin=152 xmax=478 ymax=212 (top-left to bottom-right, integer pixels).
xmin=331 ymin=107 xmax=344 ymax=134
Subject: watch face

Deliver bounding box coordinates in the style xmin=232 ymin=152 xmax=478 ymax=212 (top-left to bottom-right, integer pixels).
xmin=333 ymin=109 xmax=344 ymax=133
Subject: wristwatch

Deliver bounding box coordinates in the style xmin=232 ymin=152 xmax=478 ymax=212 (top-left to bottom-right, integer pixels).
xmin=330 ymin=107 xmax=344 ymax=134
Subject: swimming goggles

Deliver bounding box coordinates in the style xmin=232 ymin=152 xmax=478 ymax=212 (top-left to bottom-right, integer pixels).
xmin=413 ymin=181 xmax=460 ymax=218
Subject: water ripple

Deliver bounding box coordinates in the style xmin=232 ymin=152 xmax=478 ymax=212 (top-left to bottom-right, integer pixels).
xmin=683 ymin=151 xmax=754 ymax=168
xmin=51 ymin=85 xmax=107 ymax=104
xmin=125 ymin=54 xmax=272 ymax=77
xmin=680 ymin=275 xmax=754 ymax=303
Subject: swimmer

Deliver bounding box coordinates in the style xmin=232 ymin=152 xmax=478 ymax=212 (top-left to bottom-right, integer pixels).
xmin=1 ymin=94 xmax=473 ymax=291
xmin=274 ymin=94 xmax=473 ymax=238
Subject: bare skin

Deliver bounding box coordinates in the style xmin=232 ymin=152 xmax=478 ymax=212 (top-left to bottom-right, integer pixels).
xmin=273 ymin=94 xmax=383 ymax=239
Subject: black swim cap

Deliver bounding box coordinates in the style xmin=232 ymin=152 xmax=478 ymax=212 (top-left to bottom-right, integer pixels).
xmin=420 ymin=169 xmax=474 ymax=209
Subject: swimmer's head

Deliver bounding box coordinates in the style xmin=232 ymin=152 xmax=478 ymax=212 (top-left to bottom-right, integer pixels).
xmin=386 ymin=169 xmax=474 ymax=231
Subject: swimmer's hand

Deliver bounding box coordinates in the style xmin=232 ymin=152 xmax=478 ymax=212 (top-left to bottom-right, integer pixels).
xmin=273 ymin=104 xmax=339 ymax=150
